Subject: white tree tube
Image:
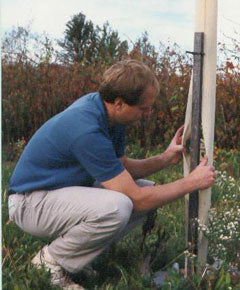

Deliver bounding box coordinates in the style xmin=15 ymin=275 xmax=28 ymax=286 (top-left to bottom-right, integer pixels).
xmin=183 ymin=0 xmax=218 ymax=266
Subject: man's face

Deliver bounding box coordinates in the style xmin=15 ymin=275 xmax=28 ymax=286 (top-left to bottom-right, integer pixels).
xmin=116 ymin=86 xmax=157 ymax=126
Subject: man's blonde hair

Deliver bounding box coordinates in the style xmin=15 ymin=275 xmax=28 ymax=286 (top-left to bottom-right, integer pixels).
xmin=99 ymin=59 xmax=159 ymax=105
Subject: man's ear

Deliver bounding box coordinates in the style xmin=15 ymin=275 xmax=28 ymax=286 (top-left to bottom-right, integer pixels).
xmin=114 ymin=98 xmax=125 ymax=111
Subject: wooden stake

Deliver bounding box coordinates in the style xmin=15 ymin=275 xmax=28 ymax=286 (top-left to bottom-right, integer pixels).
xmin=187 ymin=32 xmax=204 ymax=276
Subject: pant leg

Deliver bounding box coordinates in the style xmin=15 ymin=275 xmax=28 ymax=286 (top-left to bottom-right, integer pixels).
xmin=8 ymin=179 xmax=155 ymax=273
xmin=9 ymin=187 xmax=133 ymax=273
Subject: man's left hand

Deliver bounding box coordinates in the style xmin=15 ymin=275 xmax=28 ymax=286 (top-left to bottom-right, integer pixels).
xmin=164 ymin=125 xmax=185 ymax=165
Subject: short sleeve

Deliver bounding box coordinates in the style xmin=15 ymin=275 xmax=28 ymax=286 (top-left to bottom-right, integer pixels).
xmin=71 ymin=131 xmax=125 ymax=182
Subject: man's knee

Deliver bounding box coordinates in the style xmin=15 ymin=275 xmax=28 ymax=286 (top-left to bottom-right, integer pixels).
xmin=98 ymin=192 xmax=133 ymax=232
xmin=135 ymin=179 xmax=155 ymax=187
xmin=114 ymin=193 xmax=133 ymax=228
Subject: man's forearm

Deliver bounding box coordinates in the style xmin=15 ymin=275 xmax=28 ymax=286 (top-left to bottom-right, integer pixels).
xmin=103 ymin=156 xmax=215 ymax=212
xmin=121 ymin=151 xmax=173 ymax=179
xmin=133 ymin=176 xmax=196 ymax=211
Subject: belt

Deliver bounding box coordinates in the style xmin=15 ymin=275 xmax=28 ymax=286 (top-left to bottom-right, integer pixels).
xmin=8 ymin=189 xmax=18 ymax=195
xmin=8 ymin=190 xmax=33 ymax=196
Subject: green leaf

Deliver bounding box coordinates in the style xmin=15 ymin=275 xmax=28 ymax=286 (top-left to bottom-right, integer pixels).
xmin=170 ymin=105 xmax=179 ymax=112
xmin=225 ymin=272 xmax=231 ymax=285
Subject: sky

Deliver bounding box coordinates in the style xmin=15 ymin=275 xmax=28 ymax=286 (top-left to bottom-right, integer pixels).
xmin=1 ymin=0 xmax=240 ymax=51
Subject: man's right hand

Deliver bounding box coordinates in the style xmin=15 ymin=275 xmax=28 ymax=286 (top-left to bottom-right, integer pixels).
xmin=188 ymin=155 xmax=215 ymax=190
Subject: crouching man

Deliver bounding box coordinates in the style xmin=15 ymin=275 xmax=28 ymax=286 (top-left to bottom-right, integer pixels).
xmin=8 ymin=60 xmax=215 ymax=289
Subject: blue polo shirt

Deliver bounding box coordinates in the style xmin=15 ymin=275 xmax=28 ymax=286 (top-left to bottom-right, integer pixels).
xmin=9 ymin=93 xmax=126 ymax=193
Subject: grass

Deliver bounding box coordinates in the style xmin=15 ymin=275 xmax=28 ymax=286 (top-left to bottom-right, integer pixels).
xmin=2 ymin=146 xmax=240 ymax=289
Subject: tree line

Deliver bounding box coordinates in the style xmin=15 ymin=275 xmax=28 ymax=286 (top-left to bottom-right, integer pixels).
xmin=2 ymin=12 xmax=240 ymax=153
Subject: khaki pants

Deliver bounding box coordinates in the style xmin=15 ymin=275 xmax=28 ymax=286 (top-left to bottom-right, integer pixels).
xmin=8 ymin=179 xmax=154 ymax=273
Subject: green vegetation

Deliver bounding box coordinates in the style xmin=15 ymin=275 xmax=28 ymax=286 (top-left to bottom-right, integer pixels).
xmin=58 ymin=12 xmax=128 ymax=64
xmin=2 ymin=146 xmax=239 ymax=289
